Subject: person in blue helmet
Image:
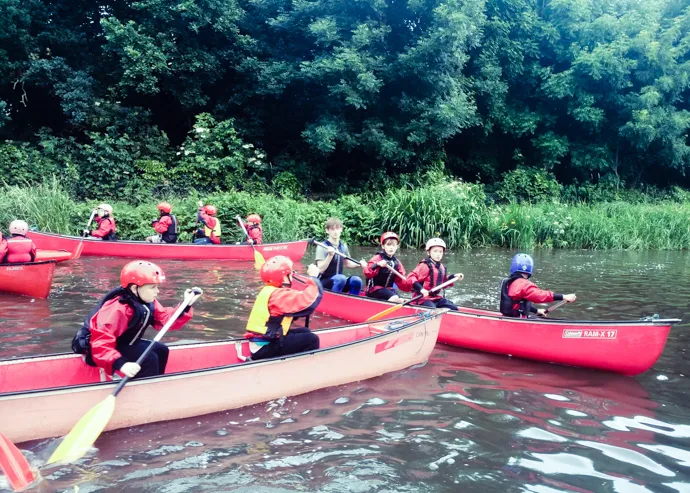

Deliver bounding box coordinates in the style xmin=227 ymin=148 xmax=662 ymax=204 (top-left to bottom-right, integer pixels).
xmin=499 ymin=253 xmax=576 ymax=318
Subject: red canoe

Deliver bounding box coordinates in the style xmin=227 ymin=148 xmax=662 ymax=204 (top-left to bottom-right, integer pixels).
xmin=312 ymin=290 xmax=679 ymax=376
xmin=35 ymin=250 xmax=73 ymax=263
xmin=28 ymin=231 xmax=308 ymax=261
xmin=0 ymin=311 xmax=442 ymax=444
xmin=0 ymin=260 xmax=56 ymax=298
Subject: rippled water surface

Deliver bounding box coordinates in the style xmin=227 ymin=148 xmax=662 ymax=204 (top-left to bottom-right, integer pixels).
xmin=1 ymin=247 xmax=690 ymax=492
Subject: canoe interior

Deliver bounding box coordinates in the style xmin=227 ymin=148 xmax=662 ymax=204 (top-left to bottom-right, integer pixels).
xmin=0 ymin=316 xmax=415 ymax=395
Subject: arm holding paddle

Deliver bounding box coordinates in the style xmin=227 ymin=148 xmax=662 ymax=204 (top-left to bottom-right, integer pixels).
xmin=47 ymin=288 xmax=203 ymax=466
xmin=311 ymin=239 xmax=367 ymax=272
xmin=536 ymin=294 xmax=576 ymax=317
xmin=366 ymin=276 xmax=461 ymax=322
xmin=236 ymin=215 xmax=266 ymax=269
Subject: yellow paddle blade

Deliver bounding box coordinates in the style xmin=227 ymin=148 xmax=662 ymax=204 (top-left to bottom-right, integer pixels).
xmin=47 ymin=394 xmax=116 ymax=465
xmin=254 ymin=250 xmax=266 ymax=270
xmin=365 ymin=303 xmax=404 ymax=322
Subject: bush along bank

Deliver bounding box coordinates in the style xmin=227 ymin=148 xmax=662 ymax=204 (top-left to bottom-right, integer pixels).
xmin=3 ymin=179 xmax=690 ymax=250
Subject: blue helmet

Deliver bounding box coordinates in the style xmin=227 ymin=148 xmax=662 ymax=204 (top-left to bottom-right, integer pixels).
xmin=510 ymin=253 xmax=534 ymax=277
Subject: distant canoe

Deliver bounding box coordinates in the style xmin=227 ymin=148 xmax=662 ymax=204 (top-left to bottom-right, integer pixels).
xmin=0 ymin=260 xmax=56 ymax=298
xmin=28 ymin=231 xmax=308 ymax=261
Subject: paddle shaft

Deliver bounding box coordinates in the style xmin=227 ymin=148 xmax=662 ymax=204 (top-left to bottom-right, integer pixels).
xmin=311 ymin=240 xmax=362 ymax=266
xmin=236 ymin=216 xmax=259 ymax=254
xmin=545 ymin=299 xmax=568 ymax=314
xmin=401 ymin=276 xmax=459 ymax=306
xmin=111 ymin=288 xmax=201 ymax=397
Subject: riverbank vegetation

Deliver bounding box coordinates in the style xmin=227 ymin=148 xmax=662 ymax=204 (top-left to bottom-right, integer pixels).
xmin=4 ymin=179 xmax=690 ymax=250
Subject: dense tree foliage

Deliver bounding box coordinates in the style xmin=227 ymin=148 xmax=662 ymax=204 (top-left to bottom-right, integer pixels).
xmin=0 ymin=0 xmax=688 ymax=198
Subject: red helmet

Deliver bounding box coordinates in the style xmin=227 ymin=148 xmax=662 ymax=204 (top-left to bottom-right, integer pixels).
xmin=380 ymin=231 xmax=400 ymax=246
xmin=120 ymin=260 xmax=166 ymax=288
xmin=203 ymin=205 xmax=217 ymax=216
xmin=157 ymin=202 xmax=172 ymax=213
xmin=260 ymin=255 xmax=293 ymax=287
xmin=246 ymin=214 xmax=262 ymax=224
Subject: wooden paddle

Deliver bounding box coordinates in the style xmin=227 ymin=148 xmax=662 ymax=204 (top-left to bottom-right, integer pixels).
xmin=543 ymin=299 xmax=568 ymax=315
xmin=0 ymin=432 xmax=36 ymax=491
xmin=366 ymin=276 xmax=460 ymax=322
xmin=46 ymin=288 xmax=203 ymax=466
xmin=81 ymin=209 xmax=97 ymax=238
xmin=236 ymin=215 xmax=265 ymax=270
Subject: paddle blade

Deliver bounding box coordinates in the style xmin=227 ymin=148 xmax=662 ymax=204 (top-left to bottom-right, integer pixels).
xmin=366 ymin=303 xmax=404 ymax=322
xmin=254 ymin=250 xmax=266 ymax=270
xmin=73 ymin=241 xmax=84 ymax=260
xmin=47 ymin=395 xmax=116 ymax=465
xmin=0 ymin=433 xmax=35 ymax=492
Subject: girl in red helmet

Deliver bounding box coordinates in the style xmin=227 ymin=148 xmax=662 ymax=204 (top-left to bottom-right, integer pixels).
xmin=244 ymin=256 xmax=323 ymax=360
xmin=406 ymin=238 xmax=463 ymax=310
xmin=194 ymin=201 xmax=222 ymax=244
xmin=244 ymin=214 xmax=263 ymax=245
xmin=71 ymin=261 xmax=199 ymax=379
xmin=0 ymin=220 xmax=36 ymax=264
xmin=363 ymin=232 xmax=412 ymax=302
xmin=147 ymin=202 xmax=179 ymax=244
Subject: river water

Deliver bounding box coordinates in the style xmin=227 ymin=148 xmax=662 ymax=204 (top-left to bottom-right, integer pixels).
xmin=1 ymin=247 xmax=689 ymax=492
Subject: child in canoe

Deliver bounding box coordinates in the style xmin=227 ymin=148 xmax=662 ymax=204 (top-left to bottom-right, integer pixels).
xmin=194 ymin=202 xmax=222 ymax=244
xmin=244 ymin=256 xmax=323 ymax=360
xmin=0 ymin=220 xmax=36 ymax=264
xmin=314 ymin=217 xmax=366 ymax=295
xmin=500 ymin=253 xmax=576 ymax=317
xmin=363 ymin=231 xmax=412 ymax=303
xmin=71 ymin=260 xmax=199 ymax=379
xmin=147 ymin=202 xmax=179 ymax=244
xmin=406 ymin=238 xmax=463 ymax=310
xmin=244 ymin=214 xmax=263 ymax=245
xmin=84 ymin=204 xmax=117 ymax=241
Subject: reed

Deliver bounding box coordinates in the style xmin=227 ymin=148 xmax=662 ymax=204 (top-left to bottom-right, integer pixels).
xmin=3 ymin=180 xmax=690 ymax=250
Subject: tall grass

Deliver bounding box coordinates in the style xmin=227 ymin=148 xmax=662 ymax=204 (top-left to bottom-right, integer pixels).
xmin=3 ymin=179 xmax=690 ymax=250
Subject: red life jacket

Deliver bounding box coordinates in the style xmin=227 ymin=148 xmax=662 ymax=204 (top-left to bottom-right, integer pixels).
xmin=414 ymin=258 xmax=447 ymax=301
xmin=3 ymin=235 xmax=35 ymax=263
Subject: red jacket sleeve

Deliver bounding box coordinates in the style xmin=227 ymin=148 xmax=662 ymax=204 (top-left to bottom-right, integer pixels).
xmin=268 ymin=277 xmax=323 ymax=319
xmin=0 ymin=240 xmax=7 ymax=262
xmin=508 ymin=278 xmax=555 ymax=303
xmin=151 ymin=299 xmax=194 ymax=330
xmin=406 ymin=263 xmax=430 ymax=292
xmin=91 ymin=217 xmax=113 ymax=238
xmin=30 ymin=241 xmax=36 ymax=261
xmin=89 ymin=299 xmax=129 ymax=374
xmin=153 ymin=216 xmax=171 ymax=234
xmin=363 ymin=254 xmax=382 ymax=279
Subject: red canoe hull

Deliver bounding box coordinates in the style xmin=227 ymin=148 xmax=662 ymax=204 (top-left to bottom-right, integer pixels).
xmin=0 ymin=260 xmax=56 ymax=298
xmin=35 ymin=249 xmax=73 ymax=263
xmin=28 ymin=231 xmax=308 ymax=261
xmin=314 ymin=290 xmax=677 ymax=376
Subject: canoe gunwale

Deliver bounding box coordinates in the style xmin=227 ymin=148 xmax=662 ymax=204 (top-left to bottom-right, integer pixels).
xmin=0 ymin=310 xmax=445 ymax=399
xmin=0 ymin=260 xmax=57 ymax=268
xmin=29 ymin=231 xmax=308 ymax=249
xmin=319 ymin=291 xmax=680 ymax=327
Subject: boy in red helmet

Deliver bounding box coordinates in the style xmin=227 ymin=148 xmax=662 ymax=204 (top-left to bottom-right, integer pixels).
xmin=406 ymin=238 xmax=463 ymax=310
xmin=147 ymin=202 xmax=179 ymax=244
xmin=194 ymin=201 xmax=222 ymax=245
xmin=0 ymin=220 xmax=36 ymax=264
xmin=244 ymin=214 xmax=263 ymax=245
xmin=244 ymin=256 xmax=322 ymax=360
xmin=71 ymin=260 xmax=199 ymax=379
xmin=363 ymin=231 xmax=412 ymax=303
